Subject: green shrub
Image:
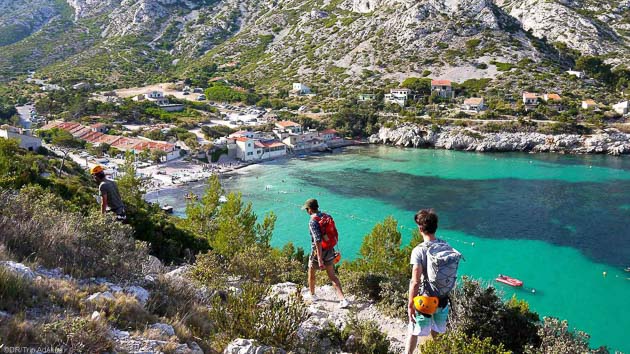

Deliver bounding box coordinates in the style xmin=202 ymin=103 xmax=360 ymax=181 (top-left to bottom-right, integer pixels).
xmin=531 ymin=317 xmax=608 ymax=354
xmin=320 ymin=312 xmax=392 ymax=354
xmin=39 ymin=316 xmax=114 ymax=353
xmin=448 ymin=277 xmax=541 ymax=353
xmin=420 ymin=330 xmax=509 ymax=354
xmin=208 ymin=283 xmax=308 ymax=350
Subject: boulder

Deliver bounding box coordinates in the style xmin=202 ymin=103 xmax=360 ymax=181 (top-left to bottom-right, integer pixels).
xmin=125 ymin=285 xmax=150 ymax=305
xmin=1 ymin=261 xmax=35 ymax=280
xmin=86 ymin=291 xmax=115 ymax=302
xmin=223 ymin=338 xmax=286 ymax=354
xmin=149 ymin=323 xmax=176 ymax=337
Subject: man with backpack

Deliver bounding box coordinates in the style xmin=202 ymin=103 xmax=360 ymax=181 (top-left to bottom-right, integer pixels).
xmin=405 ymin=209 xmax=461 ymax=354
xmin=302 ymin=198 xmax=349 ymax=308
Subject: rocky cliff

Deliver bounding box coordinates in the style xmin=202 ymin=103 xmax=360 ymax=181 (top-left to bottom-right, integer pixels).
xmin=1 ymin=0 xmax=629 ymax=84
xmin=369 ymin=124 xmax=630 ymax=155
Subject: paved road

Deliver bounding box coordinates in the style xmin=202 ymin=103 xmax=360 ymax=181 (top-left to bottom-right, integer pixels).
xmin=16 ymin=105 xmax=34 ymax=129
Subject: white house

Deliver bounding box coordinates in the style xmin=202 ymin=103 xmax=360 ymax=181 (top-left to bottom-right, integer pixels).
xmin=582 ymin=99 xmax=597 ymax=110
xmin=290 ymin=83 xmax=312 ymax=97
xmin=384 ymin=88 xmax=411 ymax=107
xmin=431 ymin=80 xmax=453 ymax=99
xmin=0 ymin=125 xmax=42 ymax=151
xmin=233 ymin=137 xmax=260 ymax=161
xmin=134 ymin=91 xmax=184 ymax=112
xmin=543 ymin=93 xmax=563 ymax=110
xmin=613 ymin=101 xmax=629 ymax=115
xmin=566 ymin=70 xmax=585 ymax=79
xmin=256 ymin=140 xmax=287 ymax=159
xmin=275 ymin=121 xmax=302 ymax=134
xmin=522 ymin=92 xmax=539 ymax=106
xmin=319 ymin=129 xmax=338 ymax=141
xmin=462 ymin=97 xmax=485 ymax=112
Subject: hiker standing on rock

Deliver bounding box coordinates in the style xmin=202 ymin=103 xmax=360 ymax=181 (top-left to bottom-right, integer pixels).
xmin=302 ymin=198 xmax=349 ymax=308
xmin=405 ymin=209 xmax=461 ymax=354
xmin=91 ymin=165 xmax=126 ymax=222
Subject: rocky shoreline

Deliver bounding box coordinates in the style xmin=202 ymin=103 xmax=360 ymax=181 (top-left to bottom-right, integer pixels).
xmin=368 ymin=125 xmax=630 ymax=155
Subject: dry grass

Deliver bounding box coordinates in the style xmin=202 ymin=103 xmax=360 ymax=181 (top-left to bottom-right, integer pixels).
xmin=84 ymin=293 xmax=156 ymax=331
xmin=0 ymin=188 xmax=148 ymax=281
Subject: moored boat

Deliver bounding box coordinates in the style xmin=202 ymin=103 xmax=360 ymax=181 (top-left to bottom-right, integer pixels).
xmin=495 ymin=274 xmax=523 ymax=287
xmin=161 ymin=205 xmax=174 ymax=213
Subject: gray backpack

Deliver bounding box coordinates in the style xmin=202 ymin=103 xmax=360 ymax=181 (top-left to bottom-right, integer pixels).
xmin=423 ymin=240 xmax=462 ymax=297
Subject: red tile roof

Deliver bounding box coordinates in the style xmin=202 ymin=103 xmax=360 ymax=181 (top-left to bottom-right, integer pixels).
xmin=235 ymin=137 xmax=251 ymax=142
xmin=523 ymin=92 xmax=538 ymax=99
xmin=431 ymin=80 xmax=452 ymax=86
xmin=545 ymin=93 xmax=561 ymax=101
xmin=276 ymin=121 xmax=301 ymax=128
xmin=320 ymin=129 xmax=338 ymax=135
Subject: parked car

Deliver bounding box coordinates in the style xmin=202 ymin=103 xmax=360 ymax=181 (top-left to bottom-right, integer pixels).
xmin=197 ymin=95 xmax=206 ymax=101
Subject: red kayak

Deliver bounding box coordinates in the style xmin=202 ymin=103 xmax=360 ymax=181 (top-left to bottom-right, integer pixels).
xmin=495 ymin=274 xmax=523 ymax=287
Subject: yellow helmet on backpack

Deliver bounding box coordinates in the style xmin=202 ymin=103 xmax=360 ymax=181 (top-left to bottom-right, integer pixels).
xmin=413 ymin=295 xmax=439 ymax=315
xmin=90 ymin=165 xmax=104 ymax=175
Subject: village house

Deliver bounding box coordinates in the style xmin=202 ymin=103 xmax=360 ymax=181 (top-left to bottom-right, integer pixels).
xmin=543 ymin=93 xmax=563 ymax=110
xmin=613 ymin=101 xmax=629 ymax=115
xmin=134 ymin=91 xmax=185 ymax=112
xmin=462 ymin=97 xmax=486 ymax=112
xmin=582 ymin=99 xmax=597 ymax=110
xmin=289 ymin=83 xmax=314 ymax=97
xmin=228 ymin=136 xmax=286 ymax=162
xmin=357 ymin=93 xmax=376 ymax=102
xmin=384 ymin=88 xmax=411 ymax=107
xmin=522 ymin=92 xmax=539 ymax=106
xmin=0 ymin=125 xmax=42 ymax=151
xmin=89 ymin=123 xmax=108 ymax=133
xmin=274 ymin=121 xmax=302 ymax=138
xmin=431 ymin=80 xmax=453 ymax=99
xmin=319 ymin=129 xmax=339 ymax=141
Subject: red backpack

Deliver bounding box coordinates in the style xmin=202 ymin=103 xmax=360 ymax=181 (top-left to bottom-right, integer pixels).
xmin=313 ymin=213 xmax=338 ymax=250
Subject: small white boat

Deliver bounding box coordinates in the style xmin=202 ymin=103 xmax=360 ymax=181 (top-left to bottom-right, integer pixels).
xmin=161 ymin=205 xmax=174 ymax=213
xmin=219 ymin=196 xmax=228 ymax=203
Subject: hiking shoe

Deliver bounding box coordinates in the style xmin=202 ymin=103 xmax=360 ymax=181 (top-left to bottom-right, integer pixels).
xmin=339 ymin=299 xmax=350 ymax=309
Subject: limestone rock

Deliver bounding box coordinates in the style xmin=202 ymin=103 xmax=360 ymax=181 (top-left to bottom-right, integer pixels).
xmin=86 ymin=291 xmax=115 ymax=302
xmin=1 ymin=261 xmax=35 ymax=280
xmin=149 ymin=323 xmax=176 ymax=337
xmin=124 ymin=285 xmax=150 ymax=305
xmin=223 ymin=338 xmax=286 ymax=354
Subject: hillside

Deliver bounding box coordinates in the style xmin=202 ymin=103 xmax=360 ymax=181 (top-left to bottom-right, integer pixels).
xmin=0 ymin=0 xmax=628 ymax=88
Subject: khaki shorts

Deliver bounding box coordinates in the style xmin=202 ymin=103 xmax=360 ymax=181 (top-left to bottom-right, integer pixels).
xmin=309 ymin=247 xmax=335 ymax=268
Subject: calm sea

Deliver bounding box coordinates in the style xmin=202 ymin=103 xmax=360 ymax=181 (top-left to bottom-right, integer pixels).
xmin=146 ymin=145 xmax=630 ymax=352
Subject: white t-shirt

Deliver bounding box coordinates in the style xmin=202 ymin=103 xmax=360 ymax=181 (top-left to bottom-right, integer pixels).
xmin=410 ymin=239 xmax=444 ymax=297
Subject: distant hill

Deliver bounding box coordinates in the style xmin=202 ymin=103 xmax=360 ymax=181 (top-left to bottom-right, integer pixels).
xmin=0 ymin=0 xmax=628 ymax=88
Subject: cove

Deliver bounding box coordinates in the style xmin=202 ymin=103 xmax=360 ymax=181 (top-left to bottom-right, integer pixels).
xmin=146 ymin=146 xmax=630 ymax=352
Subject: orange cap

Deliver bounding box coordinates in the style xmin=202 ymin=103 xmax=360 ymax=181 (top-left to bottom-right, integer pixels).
xmin=90 ymin=165 xmax=104 ymax=175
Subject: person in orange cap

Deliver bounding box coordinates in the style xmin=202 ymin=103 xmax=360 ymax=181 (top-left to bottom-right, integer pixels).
xmin=90 ymin=165 xmax=126 ymax=221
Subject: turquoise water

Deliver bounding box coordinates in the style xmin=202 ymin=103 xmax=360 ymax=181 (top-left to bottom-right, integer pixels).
xmin=147 ymin=146 xmax=630 ymax=352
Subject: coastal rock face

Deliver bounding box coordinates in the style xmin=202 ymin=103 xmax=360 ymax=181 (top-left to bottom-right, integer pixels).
xmin=370 ymin=125 xmax=630 ymax=155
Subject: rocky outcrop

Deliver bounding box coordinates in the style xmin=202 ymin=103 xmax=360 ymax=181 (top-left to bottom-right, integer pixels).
xmin=224 ymin=338 xmax=286 ymax=354
xmin=369 ymin=125 xmax=630 ymax=155
xmin=505 ymin=0 xmax=615 ymax=55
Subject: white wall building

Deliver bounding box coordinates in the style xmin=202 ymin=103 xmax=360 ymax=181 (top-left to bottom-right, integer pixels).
xmin=291 ymin=83 xmax=311 ymax=95
xmin=462 ymin=97 xmax=486 ymax=112
xmin=0 ymin=125 xmax=42 ymax=151
xmin=384 ymin=88 xmax=411 ymax=107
